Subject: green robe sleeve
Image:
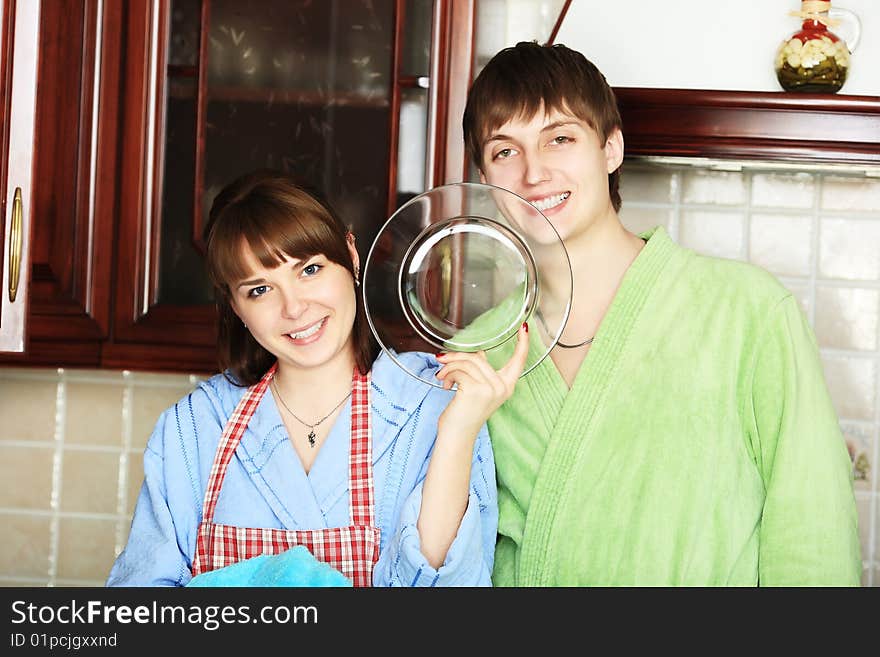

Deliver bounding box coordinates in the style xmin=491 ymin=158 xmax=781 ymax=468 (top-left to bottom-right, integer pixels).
xmin=747 ymin=295 xmax=861 ymax=586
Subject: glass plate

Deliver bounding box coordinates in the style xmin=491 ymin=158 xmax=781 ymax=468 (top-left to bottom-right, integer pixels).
xmin=362 ymin=182 xmax=572 ymax=387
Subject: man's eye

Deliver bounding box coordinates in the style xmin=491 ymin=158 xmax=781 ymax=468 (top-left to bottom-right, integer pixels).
xmin=553 ymin=135 xmax=572 ymax=144
xmin=248 ymin=285 xmax=270 ymax=298
xmin=494 ymin=148 xmax=514 ymax=160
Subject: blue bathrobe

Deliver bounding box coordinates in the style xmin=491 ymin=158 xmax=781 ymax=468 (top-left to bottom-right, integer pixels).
xmin=107 ymin=351 xmax=497 ymax=587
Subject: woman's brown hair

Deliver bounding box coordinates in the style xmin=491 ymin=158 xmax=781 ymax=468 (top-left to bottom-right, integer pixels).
xmin=204 ymin=170 xmax=378 ymax=385
xmin=463 ymin=41 xmax=623 ymax=212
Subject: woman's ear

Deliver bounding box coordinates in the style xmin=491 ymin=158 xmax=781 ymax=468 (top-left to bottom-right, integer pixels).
xmin=604 ymin=127 xmax=624 ymax=173
xmin=346 ymin=232 xmax=360 ymax=277
xmin=228 ymin=296 xmax=244 ymax=323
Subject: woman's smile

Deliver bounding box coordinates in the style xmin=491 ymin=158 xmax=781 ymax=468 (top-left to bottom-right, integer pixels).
xmin=285 ymin=316 xmax=327 ymax=345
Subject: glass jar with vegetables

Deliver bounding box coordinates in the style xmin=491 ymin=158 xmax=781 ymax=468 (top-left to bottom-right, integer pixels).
xmin=775 ymin=0 xmax=861 ymax=93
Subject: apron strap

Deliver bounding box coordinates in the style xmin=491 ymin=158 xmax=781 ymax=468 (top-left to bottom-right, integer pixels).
xmin=348 ymin=369 xmax=374 ymax=527
xmin=199 ymin=363 xmax=277 ymax=525
xmin=199 ymin=364 xmax=375 ymax=528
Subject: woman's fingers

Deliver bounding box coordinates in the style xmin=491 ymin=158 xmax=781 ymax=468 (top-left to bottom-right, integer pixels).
xmin=436 ymin=322 xmax=529 ymax=397
xmin=436 ymin=351 xmax=494 ymax=383
xmin=497 ymin=323 xmax=530 ymax=390
xmin=435 ymin=322 xmax=531 ymax=412
xmin=435 ymin=357 xmax=491 ymax=391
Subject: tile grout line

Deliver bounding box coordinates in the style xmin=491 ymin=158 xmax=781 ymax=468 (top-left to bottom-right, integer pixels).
xmin=786 ymin=279 xmax=880 ymax=291
xmin=669 ymin=170 xmax=681 ymax=241
xmin=114 ymin=372 xmax=134 ymax=559
xmin=742 ymin=170 xmax=753 ymax=262
xmin=873 ymin=190 xmax=880 ymax=588
xmin=870 ymin=306 xmax=880 ymax=586
xmin=623 ymin=201 xmax=877 ymax=221
xmin=808 ymin=173 xmax=821 ymax=328
xmin=0 ymin=367 xmax=200 ymax=387
xmin=47 ymin=369 xmax=66 ymax=587
xmin=0 ymin=508 xmax=122 ymax=519
xmin=0 ymin=575 xmax=50 ymax=585
xmin=0 ymin=439 xmax=139 ymax=452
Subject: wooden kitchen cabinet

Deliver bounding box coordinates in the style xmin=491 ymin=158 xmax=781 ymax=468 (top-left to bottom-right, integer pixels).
xmin=9 ymin=0 xmax=873 ymax=374
xmin=0 ymin=0 xmax=474 ymax=372
xmin=616 ymin=88 xmax=880 ymax=166
xmin=0 ymin=0 xmax=40 ymax=353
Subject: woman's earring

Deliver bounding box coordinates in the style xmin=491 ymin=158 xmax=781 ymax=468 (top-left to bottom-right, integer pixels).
xmin=354 ymin=268 xmax=360 ymax=287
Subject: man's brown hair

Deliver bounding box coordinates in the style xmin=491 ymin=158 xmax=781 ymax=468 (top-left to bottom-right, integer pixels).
xmin=463 ymin=41 xmax=622 ymax=211
xmin=204 ymin=170 xmax=377 ymax=385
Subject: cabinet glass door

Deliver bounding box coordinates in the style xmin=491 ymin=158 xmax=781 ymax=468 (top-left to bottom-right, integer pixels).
xmin=112 ymin=0 xmax=473 ymax=372
xmin=158 ymin=0 xmax=395 ymax=306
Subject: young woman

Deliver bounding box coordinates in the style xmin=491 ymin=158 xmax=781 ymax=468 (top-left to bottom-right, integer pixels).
xmin=107 ymin=170 xmax=528 ymax=586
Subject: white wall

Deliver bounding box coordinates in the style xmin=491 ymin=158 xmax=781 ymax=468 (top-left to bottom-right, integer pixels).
xmin=475 ymin=0 xmax=567 ymax=66
xmin=555 ymin=0 xmax=879 ymax=95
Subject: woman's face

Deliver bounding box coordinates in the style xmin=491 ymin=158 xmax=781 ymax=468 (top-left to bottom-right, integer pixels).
xmin=229 ymin=239 xmax=360 ymax=375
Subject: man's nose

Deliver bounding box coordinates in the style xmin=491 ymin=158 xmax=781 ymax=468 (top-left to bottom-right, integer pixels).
xmin=523 ymin=152 xmax=550 ymax=185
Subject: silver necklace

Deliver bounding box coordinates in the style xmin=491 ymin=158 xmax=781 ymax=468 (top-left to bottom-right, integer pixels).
xmin=536 ymin=311 xmax=594 ymax=349
xmin=271 ymin=378 xmax=351 ymax=447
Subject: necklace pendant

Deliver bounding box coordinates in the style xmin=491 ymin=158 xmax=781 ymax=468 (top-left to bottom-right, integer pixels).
xmin=307 ymin=430 xmax=316 ymax=447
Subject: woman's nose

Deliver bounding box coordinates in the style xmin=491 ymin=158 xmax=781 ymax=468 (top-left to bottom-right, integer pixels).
xmin=279 ymin=287 xmax=307 ymax=318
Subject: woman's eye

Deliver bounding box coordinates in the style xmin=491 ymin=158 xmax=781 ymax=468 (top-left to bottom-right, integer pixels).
xmin=302 ymin=263 xmax=322 ymax=277
xmin=552 ymin=135 xmax=572 ymax=145
xmin=248 ymin=285 xmax=270 ymax=298
xmin=493 ymin=147 xmax=515 ymax=160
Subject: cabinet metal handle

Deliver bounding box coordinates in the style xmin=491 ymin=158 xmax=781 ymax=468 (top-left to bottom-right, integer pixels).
xmin=8 ymin=187 xmax=22 ymax=303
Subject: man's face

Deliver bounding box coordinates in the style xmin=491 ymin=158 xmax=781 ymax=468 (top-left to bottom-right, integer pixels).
xmin=478 ymin=106 xmax=622 ymax=244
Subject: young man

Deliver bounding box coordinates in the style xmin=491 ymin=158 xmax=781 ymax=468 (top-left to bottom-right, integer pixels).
xmin=462 ymin=41 xmax=861 ymax=586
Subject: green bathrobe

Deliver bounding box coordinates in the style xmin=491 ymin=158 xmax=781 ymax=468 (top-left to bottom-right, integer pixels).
xmin=487 ymin=226 xmax=860 ymax=586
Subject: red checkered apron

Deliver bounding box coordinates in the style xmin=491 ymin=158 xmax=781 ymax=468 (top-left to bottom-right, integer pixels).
xmin=191 ymin=363 xmax=380 ymax=586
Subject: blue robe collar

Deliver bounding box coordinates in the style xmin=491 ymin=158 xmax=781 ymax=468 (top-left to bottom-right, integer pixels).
xmin=230 ymin=351 xmax=438 ymax=530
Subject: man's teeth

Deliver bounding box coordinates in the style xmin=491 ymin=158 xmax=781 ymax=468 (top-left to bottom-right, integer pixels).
xmin=290 ymin=319 xmax=324 ymax=340
xmin=532 ymin=192 xmax=570 ymax=212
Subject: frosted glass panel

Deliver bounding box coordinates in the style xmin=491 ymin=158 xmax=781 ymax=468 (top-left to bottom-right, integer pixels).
xmin=158 ymin=0 xmax=395 ymax=305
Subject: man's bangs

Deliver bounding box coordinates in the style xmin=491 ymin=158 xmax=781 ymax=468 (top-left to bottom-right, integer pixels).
xmin=475 ymin=73 xmax=538 ymax=143
xmin=477 ymin=78 xmax=591 ymax=148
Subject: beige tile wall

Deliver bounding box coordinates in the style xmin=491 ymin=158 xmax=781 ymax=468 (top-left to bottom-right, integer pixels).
xmin=621 ymin=161 xmax=879 ymax=586
xmin=0 ymin=368 xmax=201 ymax=585
xmin=0 ymin=161 xmax=876 ymax=586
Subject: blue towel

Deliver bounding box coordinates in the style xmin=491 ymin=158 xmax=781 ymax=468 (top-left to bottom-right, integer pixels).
xmin=187 ymin=546 xmax=353 ymax=587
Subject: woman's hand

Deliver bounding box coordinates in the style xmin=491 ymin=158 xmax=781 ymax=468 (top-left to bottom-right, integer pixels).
xmin=434 ymin=323 xmax=530 ymax=437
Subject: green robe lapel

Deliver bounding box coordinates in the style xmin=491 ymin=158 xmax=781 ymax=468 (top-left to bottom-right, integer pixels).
xmin=517 ymin=227 xmax=679 ymax=585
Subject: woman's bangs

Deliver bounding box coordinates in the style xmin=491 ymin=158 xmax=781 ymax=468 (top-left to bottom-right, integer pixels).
xmin=247 ymin=204 xmax=334 ymax=269
xmin=211 ymin=202 xmax=338 ymax=290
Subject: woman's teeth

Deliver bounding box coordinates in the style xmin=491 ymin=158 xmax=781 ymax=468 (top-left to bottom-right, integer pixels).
xmin=290 ymin=318 xmax=324 ymax=339
xmin=532 ymin=192 xmax=570 ymax=212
